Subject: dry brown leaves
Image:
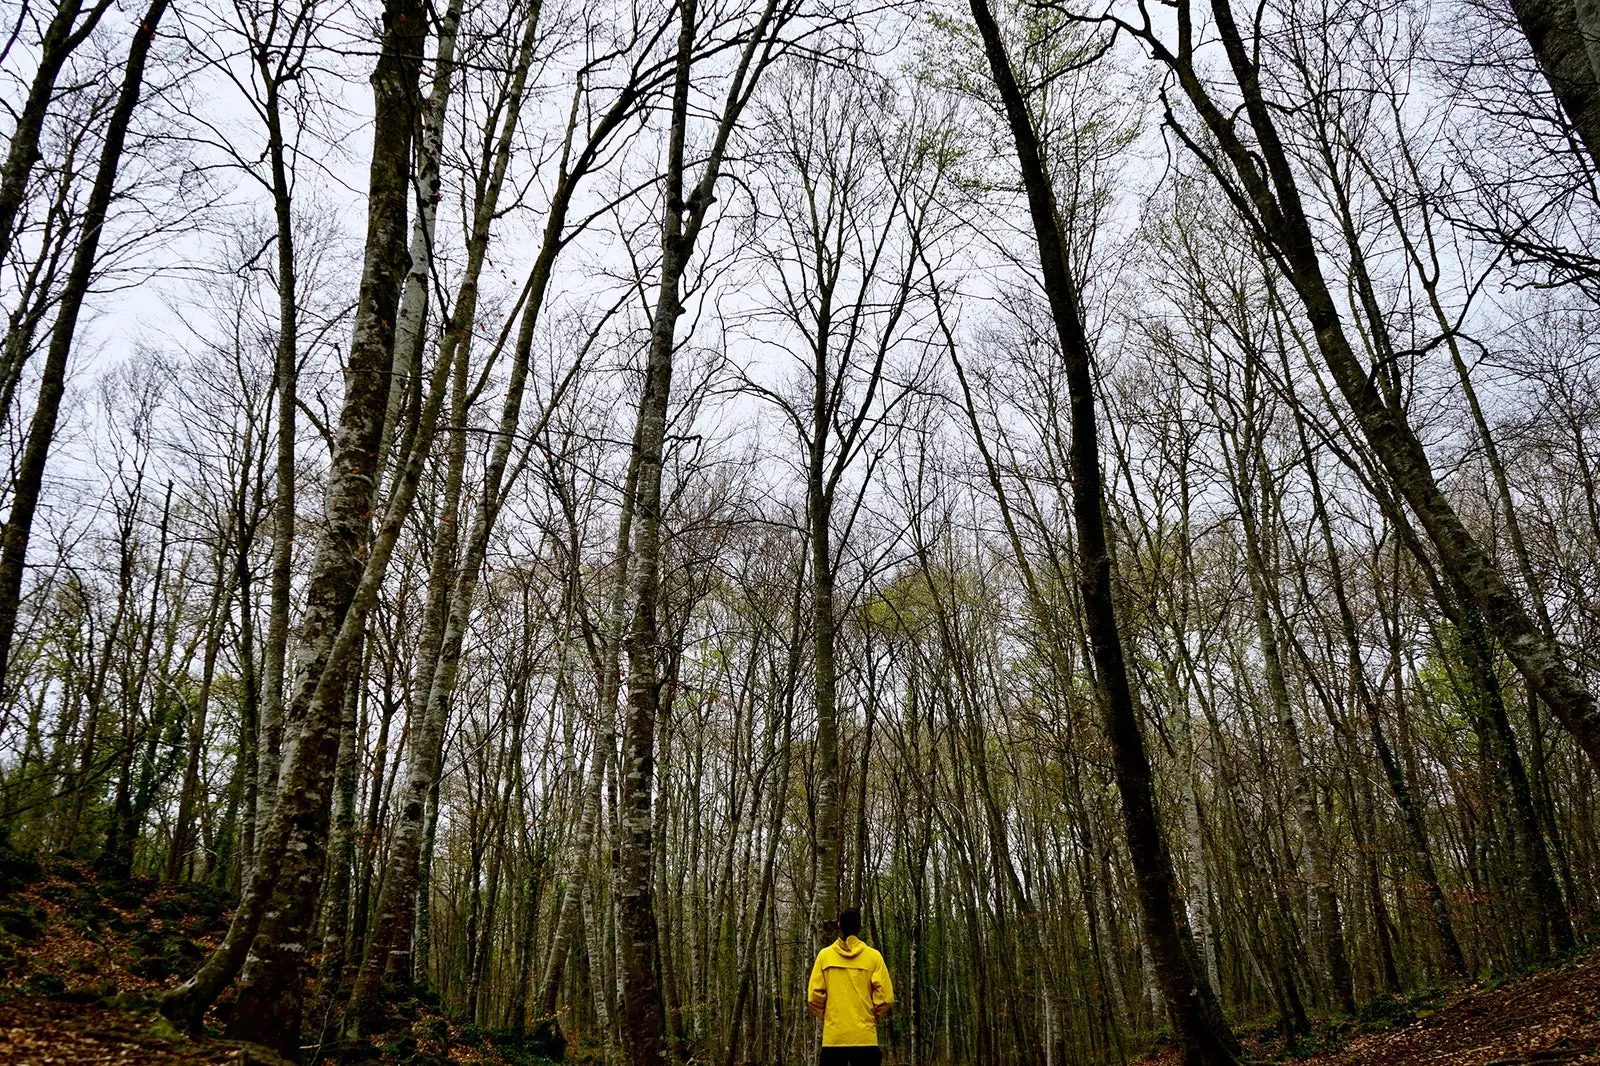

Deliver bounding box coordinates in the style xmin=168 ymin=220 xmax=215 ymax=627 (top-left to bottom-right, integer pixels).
xmin=1306 ymin=953 xmax=1600 ymax=1066
xmin=1140 ymin=951 xmax=1600 ymax=1066
xmin=0 ymin=996 xmax=281 ymax=1065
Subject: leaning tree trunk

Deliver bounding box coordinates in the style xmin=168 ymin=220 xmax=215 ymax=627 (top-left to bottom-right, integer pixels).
xmin=1162 ymin=0 xmax=1600 ymax=772
xmin=967 ymin=1 xmax=1241 ymax=1062
xmin=1509 ymin=0 xmax=1600 ymax=168
xmin=0 ymin=0 xmax=170 ymax=704
xmin=158 ymin=0 xmax=428 ymax=1041
xmin=0 ymin=0 xmax=113 ymax=273
xmin=346 ymin=335 xmax=469 ymax=1024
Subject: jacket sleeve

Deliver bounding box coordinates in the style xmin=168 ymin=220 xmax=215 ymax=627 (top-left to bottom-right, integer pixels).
xmin=871 ymin=950 xmax=894 ymax=1018
xmin=807 ymin=952 xmax=827 ymax=1019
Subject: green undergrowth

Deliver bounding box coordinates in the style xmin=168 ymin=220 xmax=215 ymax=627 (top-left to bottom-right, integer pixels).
xmin=1228 ymin=983 xmax=1452 ymax=1061
xmin=0 ymin=841 xmax=568 ymax=1065
xmin=0 ymin=836 xmax=233 ymax=1012
xmin=328 ymin=983 xmax=568 ymax=1066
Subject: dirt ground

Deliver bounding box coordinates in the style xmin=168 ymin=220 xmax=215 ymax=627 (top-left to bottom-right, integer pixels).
xmin=1298 ymin=952 xmax=1600 ymax=1066
xmin=1137 ymin=951 xmax=1600 ymax=1066
xmin=0 ymin=995 xmax=288 ymax=1064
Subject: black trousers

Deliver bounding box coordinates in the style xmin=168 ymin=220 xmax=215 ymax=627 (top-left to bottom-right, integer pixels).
xmin=819 ymin=1047 xmax=881 ymax=1066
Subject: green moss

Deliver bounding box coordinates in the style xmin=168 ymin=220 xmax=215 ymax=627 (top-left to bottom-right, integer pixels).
xmin=0 ymin=903 xmax=44 ymax=941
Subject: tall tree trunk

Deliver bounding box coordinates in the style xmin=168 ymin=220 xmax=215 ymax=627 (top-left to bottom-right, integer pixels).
xmin=1225 ymin=411 xmax=1355 ymax=1014
xmin=414 ymin=778 xmax=441 ymax=985
xmin=809 ymin=469 xmax=841 ymax=937
xmin=253 ymin=42 xmax=305 ymax=837
xmin=966 ymin=2 xmax=1240 ymax=1061
xmin=613 ymin=0 xmax=785 ymax=1059
xmin=315 ymin=645 xmax=366 ymax=1011
xmin=347 ymin=305 xmax=470 ymax=1023
xmin=1157 ymin=0 xmax=1600 ymax=769
xmin=1510 ymin=0 xmax=1600 ymax=167
xmin=615 ymin=8 xmax=700 ymax=1058
xmin=0 ymin=0 xmax=171 ymax=702
xmin=158 ymin=0 xmax=428 ymax=1038
xmin=0 ymin=0 xmax=113 ymax=270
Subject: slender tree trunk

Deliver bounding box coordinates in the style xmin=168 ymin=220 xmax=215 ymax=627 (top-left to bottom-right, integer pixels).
xmin=1225 ymin=415 xmax=1355 ymax=1013
xmin=347 ymin=315 xmax=470 ymax=1021
xmin=168 ymin=561 xmax=230 ymax=881
xmin=809 ymin=481 xmax=841 ymax=936
xmin=615 ymin=9 xmax=699 ymax=1056
xmin=414 ymin=779 xmax=441 ymax=985
xmin=350 ymin=5 xmax=591 ymax=1023
xmin=375 ymin=0 xmax=464 ymax=480
xmin=253 ymin=50 xmax=304 ymax=835
xmin=613 ymin=0 xmax=787 ymax=1058
xmin=158 ymin=0 xmax=428 ymax=1037
xmin=1161 ymin=0 xmax=1600 ymax=770
xmin=724 ymin=577 xmax=799 ymax=1066
xmin=315 ymin=643 xmax=366 ymax=1008
xmin=0 ymin=0 xmax=171 ymax=702
xmin=0 ymin=0 xmax=113 ymax=270
xmin=539 ymin=446 xmax=639 ymax=1023
xmin=967 ymin=2 xmax=1240 ymax=1060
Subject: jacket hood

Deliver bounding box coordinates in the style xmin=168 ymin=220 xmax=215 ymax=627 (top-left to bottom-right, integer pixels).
xmin=833 ymin=935 xmax=865 ymax=957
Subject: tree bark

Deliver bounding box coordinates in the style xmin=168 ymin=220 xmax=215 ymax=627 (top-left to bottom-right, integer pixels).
xmin=158 ymin=0 xmax=428 ymax=1039
xmin=1510 ymin=0 xmax=1600 ymax=168
xmin=966 ymin=2 xmax=1241 ymax=1061
xmin=0 ymin=0 xmax=171 ymax=704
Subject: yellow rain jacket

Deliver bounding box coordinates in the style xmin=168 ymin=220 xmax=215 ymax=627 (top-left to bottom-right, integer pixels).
xmin=806 ymin=935 xmax=894 ymax=1046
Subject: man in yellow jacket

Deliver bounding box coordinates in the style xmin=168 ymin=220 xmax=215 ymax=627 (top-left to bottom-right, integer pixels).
xmin=806 ymin=907 xmax=893 ymax=1065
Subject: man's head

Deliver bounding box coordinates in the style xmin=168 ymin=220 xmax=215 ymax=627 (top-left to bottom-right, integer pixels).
xmin=837 ymin=907 xmax=861 ymax=939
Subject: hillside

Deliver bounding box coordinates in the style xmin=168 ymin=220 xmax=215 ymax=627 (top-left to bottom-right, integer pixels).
xmin=1289 ymin=955 xmax=1600 ymax=1066
xmin=0 ymin=852 xmax=553 ymax=1065
xmin=1135 ymin=954 xmax=1600 ymax=1066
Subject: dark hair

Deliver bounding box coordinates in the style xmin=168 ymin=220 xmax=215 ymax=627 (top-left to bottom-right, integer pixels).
xmin=838 ymin=907 xmax=861 ymax=938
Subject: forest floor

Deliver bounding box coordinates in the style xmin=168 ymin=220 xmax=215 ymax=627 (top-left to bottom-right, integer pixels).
xmin=1 ymin=847 xmax=1597 ymax=1065
xmin=1140 ymin=949 xmax=1600 ymax=1066
xmin=0 ymin=848 xmax=557 ymax=1065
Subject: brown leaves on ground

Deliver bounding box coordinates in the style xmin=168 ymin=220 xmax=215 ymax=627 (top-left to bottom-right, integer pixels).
xmin=1304 ymin=952 xmax=1600 ymax=1066
xmin=0 ymin=995 xmax=287 ymax=1065
xmin=0 ymin=859 xmax=231 ymax=1004
xmin=1142 ymin=951 xmax=1600 ymax=1066
xmin=0 ymin=858 xmax=264 ymax=1065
